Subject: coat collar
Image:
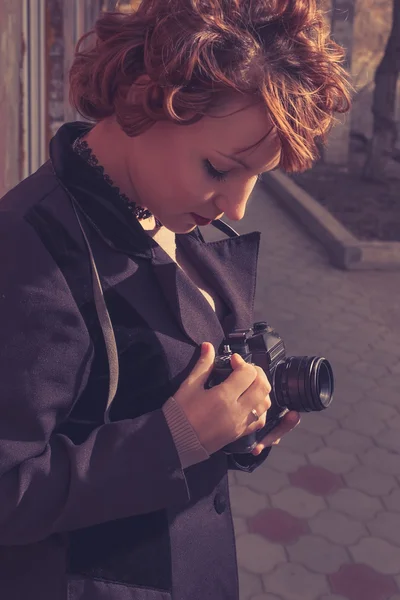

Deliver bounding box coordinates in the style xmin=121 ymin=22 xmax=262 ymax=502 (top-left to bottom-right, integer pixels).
xmin=50 ymin=122 xmax=261 ymax=342
xmin=173 ymin=231 xmax=261 ymax=343
xmin=50 ymin=121 xmax=156 ymax=259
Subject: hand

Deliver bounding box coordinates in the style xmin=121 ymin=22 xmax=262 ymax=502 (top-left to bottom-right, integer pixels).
xmin=173 ymin=343 xmax=271 ymax=455
xmin=251 ymin=411 xmax=301 ymax=456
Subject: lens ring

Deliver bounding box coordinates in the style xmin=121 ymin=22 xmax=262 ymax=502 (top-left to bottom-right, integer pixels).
xmin=273 ymin=356 xmax=334 ymax=413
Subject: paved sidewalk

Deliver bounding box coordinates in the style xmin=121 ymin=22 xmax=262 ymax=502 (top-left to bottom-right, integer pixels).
xmin=208 ymin=185 xmax=400 ymax=600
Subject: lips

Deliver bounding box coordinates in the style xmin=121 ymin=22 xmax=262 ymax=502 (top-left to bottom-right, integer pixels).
xmin=190 ymin=213 xmax=213 ymax=226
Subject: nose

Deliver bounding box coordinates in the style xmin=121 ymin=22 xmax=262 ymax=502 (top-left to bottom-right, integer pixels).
xmin=215 ymin=179 xmax=257 ymax=221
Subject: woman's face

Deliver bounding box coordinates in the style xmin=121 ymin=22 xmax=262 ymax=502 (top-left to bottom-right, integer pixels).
xmin=125 ymin=97 xmax=282 ymax=233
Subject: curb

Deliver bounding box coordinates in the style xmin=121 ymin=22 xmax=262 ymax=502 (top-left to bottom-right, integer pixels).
xmin=261 ymin=170 xmax=400 ymax=271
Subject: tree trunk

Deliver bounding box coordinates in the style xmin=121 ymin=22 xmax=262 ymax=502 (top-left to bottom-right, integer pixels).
xmin=324 ymin=0 xmax=356 ymax=166
xmin=363 ymin=0 xmax=400 ymax=182
xmin=0 ymin=1 xmax=23 ymax=197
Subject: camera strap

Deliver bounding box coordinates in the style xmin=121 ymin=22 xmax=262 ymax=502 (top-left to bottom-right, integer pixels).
xmin=71 ymin=198 xmax=239 ymax=424
xmin=71 ymin=201 xmax=119 ymax=425
xmin=211 ymin=220 xmax=240 ymax=238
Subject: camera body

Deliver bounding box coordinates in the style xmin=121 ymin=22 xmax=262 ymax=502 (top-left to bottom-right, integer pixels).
xmin=205 ymin=322 xmax=334 ymax=454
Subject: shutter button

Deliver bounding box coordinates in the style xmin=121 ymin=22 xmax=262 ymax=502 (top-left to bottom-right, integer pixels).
xmin=214 ymin=493 xmax=226 ymax=514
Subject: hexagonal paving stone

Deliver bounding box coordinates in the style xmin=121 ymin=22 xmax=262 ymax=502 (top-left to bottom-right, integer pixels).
xmin=383 ymin=489 xmax=400 ymax=513
xmin=350 ymin=537 xmax=400 ymax=575
xmin=356 ymin=398 xmax=398 ymax=422
xmin=297 ymin=413 xmax=336 ymax=436
xmin=377 ymin=429 xmax=400 ymax=454
xmin=387 ymin=414 xmax=400 ymax=431
xmin=334 ymin=385 xmax=364 ymax=407
xmin=390 ymin=361 xmax=400 ymax=376
xmin=236 ymin=533 xmax=286 ymax=574
xmin=327 ymin=349 xmax=362 ymax=369
xmin=322 ymin=400 xmax=351 ymax=422
xmin=336 ymin=370 xmax=379 ymax=394
xmin=360 ymin=349 xmax=400 ymax=370
xmin=238 ymin=568 xmax=263 ymax=600
xmin=308 ymin=447 xmax=358 ymax=475
xmin=309 ymin=509 xmax=367 ymax=545
xmin=232 ymin=515 xmax=248 ymax=536
xmin=329 ymin=563 xmax=398 ymax=600
xmin=228 ymin=471 xmax=237 ymax=486
xmin=266 ymin=446 xmax=307 ymax=474
xmin=368 ymin=512 xmax=400 ymax=546
xmin=248 ymin=508 xmax=309 ymax=544
xmin=325 ymin=429 xmax=373 ymax=454
xmin=236 ymin=465 xmax=289 ymax=495
xmin=280 ymin=427 xmax=324 ymax=454
xmin=289 ymin=465 xmax=343 ymax=496
xmin=229 ymin=485 xmax=269 ymax=518
xmin=271 ymin=486 xmax=326 ymax=519
xmin=287 ymin=534 xmax=349 ymax=574
xmin=379 ymin=387 xmax=400 ymax=410
xmin=262 ymin=563 xmax=330 ymax=600
xmin=344 ymin=465 xmax=396 ymax=497
xmin=341 ymin=407 xmax=386 ymax=437
xmin=350 ymin=361 xmax=389 ymax=379
xmin=361 ymin=447 xmax=400 ymax=476
xmin=328 ymin=488 xmax=382 ymax=521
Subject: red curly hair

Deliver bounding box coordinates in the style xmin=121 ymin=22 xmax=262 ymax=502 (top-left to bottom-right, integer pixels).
xmin=69 ymin=0 xmax=352 ymax=173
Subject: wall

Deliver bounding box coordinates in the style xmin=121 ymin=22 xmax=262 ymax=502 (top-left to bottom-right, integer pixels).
xmin=0 ymin=1 xmax=22 ymax=198
xmin=324 ymin=0 xmax=399 ymax=144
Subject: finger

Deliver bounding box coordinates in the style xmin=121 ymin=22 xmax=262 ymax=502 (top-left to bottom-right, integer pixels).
xmin=263 ymin=411 xmax=300 ymax=445
xmin=223 ymin=356 xmax=258 ymax=397
xmin=230 ymin=356 xmax=271 ymax=394
xmin=252 ymin=411 xmax=300 ymax=454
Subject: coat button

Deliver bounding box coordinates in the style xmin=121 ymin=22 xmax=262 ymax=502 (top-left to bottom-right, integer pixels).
xmin=214 ymin=493 xmax=226 ymax=514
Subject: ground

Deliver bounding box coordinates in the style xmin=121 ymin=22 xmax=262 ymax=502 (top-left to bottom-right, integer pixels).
xmin=290 ymin=140 xmax=400 ymax=243
xmin=205 ymin=185 xmax=400 ymax=600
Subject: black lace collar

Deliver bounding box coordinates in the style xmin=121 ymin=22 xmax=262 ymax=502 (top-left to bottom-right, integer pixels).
xmin=72 ymin=136 xmax=162 ymax=228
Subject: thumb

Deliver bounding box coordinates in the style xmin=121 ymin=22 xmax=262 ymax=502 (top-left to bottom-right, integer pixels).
xmin=229 ymin=352 xmax=245 ymax=370
xmin=191 ymin=342 xmax=216 ymax=385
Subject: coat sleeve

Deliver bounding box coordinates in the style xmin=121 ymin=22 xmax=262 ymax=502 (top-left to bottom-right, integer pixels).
xmin=0 ymin=212 xmax=190 ymax=546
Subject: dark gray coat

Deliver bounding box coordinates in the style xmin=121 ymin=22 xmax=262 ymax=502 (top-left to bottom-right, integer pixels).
xmin=0 ymin=122 xmax=271 ymax=600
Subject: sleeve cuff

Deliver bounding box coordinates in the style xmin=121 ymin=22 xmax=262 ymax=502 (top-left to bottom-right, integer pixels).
xmin=162 ymin=397 xmax=210 ymax=469
xmin=227 ymin=445 xmax=272 ymax=473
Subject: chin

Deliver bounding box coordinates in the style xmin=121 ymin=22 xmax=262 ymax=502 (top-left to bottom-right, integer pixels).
xmin=160 ymin=217 xmax=198 ymax=235
xmin=174 ymin=224 xmax=198 ymax=234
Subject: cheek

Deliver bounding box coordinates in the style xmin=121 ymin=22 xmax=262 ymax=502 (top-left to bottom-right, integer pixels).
xmin=164 ymin=162 xmax=209 ymax=208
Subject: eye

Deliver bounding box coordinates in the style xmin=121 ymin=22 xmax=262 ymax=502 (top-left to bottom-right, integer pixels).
xmin=204 ymin=159 xmax=229 ymax=182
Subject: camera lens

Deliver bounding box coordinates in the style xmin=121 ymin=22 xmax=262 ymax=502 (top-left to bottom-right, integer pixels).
xmin=273 ymin=356 xmax=334 ymax=413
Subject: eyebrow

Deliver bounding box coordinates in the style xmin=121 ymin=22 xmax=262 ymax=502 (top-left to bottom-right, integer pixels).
xmin=216 ymin=126 xmax=276 ymax=170
xmin=216 ymin=152 xmax=251 ymax=169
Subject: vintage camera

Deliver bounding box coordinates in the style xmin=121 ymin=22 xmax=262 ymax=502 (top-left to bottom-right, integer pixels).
xmin=205 ymin=322 xmax=334 ymax=454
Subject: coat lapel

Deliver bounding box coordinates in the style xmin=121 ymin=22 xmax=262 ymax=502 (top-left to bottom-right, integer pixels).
xmin=150 ymin=231 xmax=261 ymax=347
xmin=150 ymin=243 xmax=225 ymax=347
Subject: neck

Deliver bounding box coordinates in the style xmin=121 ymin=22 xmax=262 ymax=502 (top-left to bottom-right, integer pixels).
xmin=82 ymin=117 xmax=161 ymax=232
xmin=83 ymin=118 xmax=132 ymax=197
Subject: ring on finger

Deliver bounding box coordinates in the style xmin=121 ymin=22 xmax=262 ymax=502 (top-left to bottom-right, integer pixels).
xmin=250 ymin=408 xmax=259 ymax=422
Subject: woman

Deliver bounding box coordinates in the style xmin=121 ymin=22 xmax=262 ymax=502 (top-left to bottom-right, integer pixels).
xmin=0 ymin=1 xmax=351 ymax=599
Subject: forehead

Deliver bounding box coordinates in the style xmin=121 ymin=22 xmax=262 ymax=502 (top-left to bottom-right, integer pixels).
xmin=187 ymin=98 xmax=281 ymax=167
